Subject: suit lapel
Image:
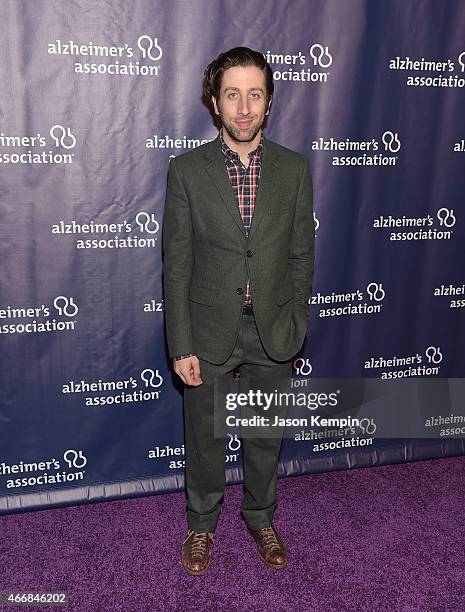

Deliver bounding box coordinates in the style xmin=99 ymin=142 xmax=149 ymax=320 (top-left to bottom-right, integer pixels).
xmin=203 ymin=132 xmax=280 ymax=241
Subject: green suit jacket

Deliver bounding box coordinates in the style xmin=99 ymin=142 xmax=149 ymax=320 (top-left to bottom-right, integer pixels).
xmin=162 ymin=131 xmax=315 ymax=364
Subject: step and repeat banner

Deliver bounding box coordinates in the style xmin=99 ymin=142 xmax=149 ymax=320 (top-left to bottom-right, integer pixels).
xmin=1 ymin=0 xmax=465 ymax=513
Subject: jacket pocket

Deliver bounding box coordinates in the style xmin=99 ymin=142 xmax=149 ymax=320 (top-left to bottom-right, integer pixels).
xmin=269 ymin=200 xmax=293 ymax=215
xmin=274 ymin=279 xmax=295 ymax=305
xmin=189 ymin=285 xmax=217 ymax=306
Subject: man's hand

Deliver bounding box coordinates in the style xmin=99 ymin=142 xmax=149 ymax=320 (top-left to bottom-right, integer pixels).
xmin=173 ymin=355 xmax=203 ymax=386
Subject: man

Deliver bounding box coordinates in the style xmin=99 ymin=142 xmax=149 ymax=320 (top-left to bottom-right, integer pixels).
xmin=162 ymin=47 xmax=315 ymax=575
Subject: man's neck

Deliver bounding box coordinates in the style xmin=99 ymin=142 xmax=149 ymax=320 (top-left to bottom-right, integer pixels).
xmin=221 ymin=127 xmax=262 ymax=157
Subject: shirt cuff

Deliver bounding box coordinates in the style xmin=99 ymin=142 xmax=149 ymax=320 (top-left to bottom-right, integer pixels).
xmin=173 ymin=353 xmax=196 ymax=361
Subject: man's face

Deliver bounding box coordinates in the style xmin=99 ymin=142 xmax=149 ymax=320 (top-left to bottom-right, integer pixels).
xmin=211 ymin=65 xmax=272 ymax=144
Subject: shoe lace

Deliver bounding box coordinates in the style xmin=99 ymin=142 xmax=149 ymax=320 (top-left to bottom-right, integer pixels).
xmin=260 ymin=527 xmax=281 ymax=552
xmin=185 ymin=530 xmax=213 ymax=559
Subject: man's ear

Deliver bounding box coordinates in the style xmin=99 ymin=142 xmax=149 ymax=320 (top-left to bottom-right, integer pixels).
xmin=211 ymin=95 xmax=220 ymax=115
xmin=266 ymin=95 xmax=273 ymax=115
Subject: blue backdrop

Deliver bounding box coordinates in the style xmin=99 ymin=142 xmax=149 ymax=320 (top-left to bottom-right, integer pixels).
xmin=1 ymin=0 xmax=464 ymax=514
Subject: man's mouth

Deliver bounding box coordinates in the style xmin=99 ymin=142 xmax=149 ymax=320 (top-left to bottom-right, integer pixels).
xmin=235 ymin=119 xmax=253 ymax=128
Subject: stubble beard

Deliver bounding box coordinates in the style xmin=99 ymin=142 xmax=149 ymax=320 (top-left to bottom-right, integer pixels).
xmin=221 ymin=116 xmax=264 ymax=144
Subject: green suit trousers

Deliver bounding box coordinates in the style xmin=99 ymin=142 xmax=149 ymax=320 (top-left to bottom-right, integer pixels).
xmin=183 ymin=308 xmax=293 ymax=532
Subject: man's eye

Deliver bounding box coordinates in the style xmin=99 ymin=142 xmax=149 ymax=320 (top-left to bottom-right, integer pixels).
xmin=228 ymin=92 xmax=238 ymax=99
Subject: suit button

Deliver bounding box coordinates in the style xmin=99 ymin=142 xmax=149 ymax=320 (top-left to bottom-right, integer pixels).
xmin=236 ymin=288 xmax=244 ymax=295
xmin=246 ymin=250 xmax=253 ymax=257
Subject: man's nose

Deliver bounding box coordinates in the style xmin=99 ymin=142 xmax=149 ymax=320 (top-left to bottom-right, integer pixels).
xmin=239 ymin=95 xmax=250 ymax=115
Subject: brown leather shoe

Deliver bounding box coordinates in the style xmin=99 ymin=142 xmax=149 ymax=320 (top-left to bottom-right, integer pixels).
xmin=180 ymin=529 xmax=214 ymax=576
xmin=247 ymin=525 xmax=288 ymax=569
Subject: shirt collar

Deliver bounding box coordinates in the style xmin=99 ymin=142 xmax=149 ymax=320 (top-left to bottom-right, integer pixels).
xmin=220 ymin=127 xmax=264 ymax=163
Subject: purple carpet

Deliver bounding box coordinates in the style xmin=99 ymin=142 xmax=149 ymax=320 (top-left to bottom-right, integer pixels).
xmin=1 ymin=456 xmax=465 ymax=612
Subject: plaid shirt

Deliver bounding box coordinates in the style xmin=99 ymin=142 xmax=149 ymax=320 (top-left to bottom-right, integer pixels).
xmin=174 ymin=128 xmax=264 ymax=361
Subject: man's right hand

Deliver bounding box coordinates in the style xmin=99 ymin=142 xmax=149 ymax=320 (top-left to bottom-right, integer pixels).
xmin=173 ymin=355 xmax=203 ymax=386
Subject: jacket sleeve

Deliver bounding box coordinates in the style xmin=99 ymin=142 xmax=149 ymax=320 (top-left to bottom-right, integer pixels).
xmin=162 ymin=158 xmax=194 ymax=359
xmin=288 ymin=155 xmax=315 ymax=307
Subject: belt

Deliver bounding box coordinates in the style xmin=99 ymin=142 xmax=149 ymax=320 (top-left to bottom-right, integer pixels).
xmin=242 ymin=303 xmax=254 ymax=315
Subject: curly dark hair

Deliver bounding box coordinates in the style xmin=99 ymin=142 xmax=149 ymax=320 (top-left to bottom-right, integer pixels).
xmin=202 ymin=46 xmax=274 ymax=112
